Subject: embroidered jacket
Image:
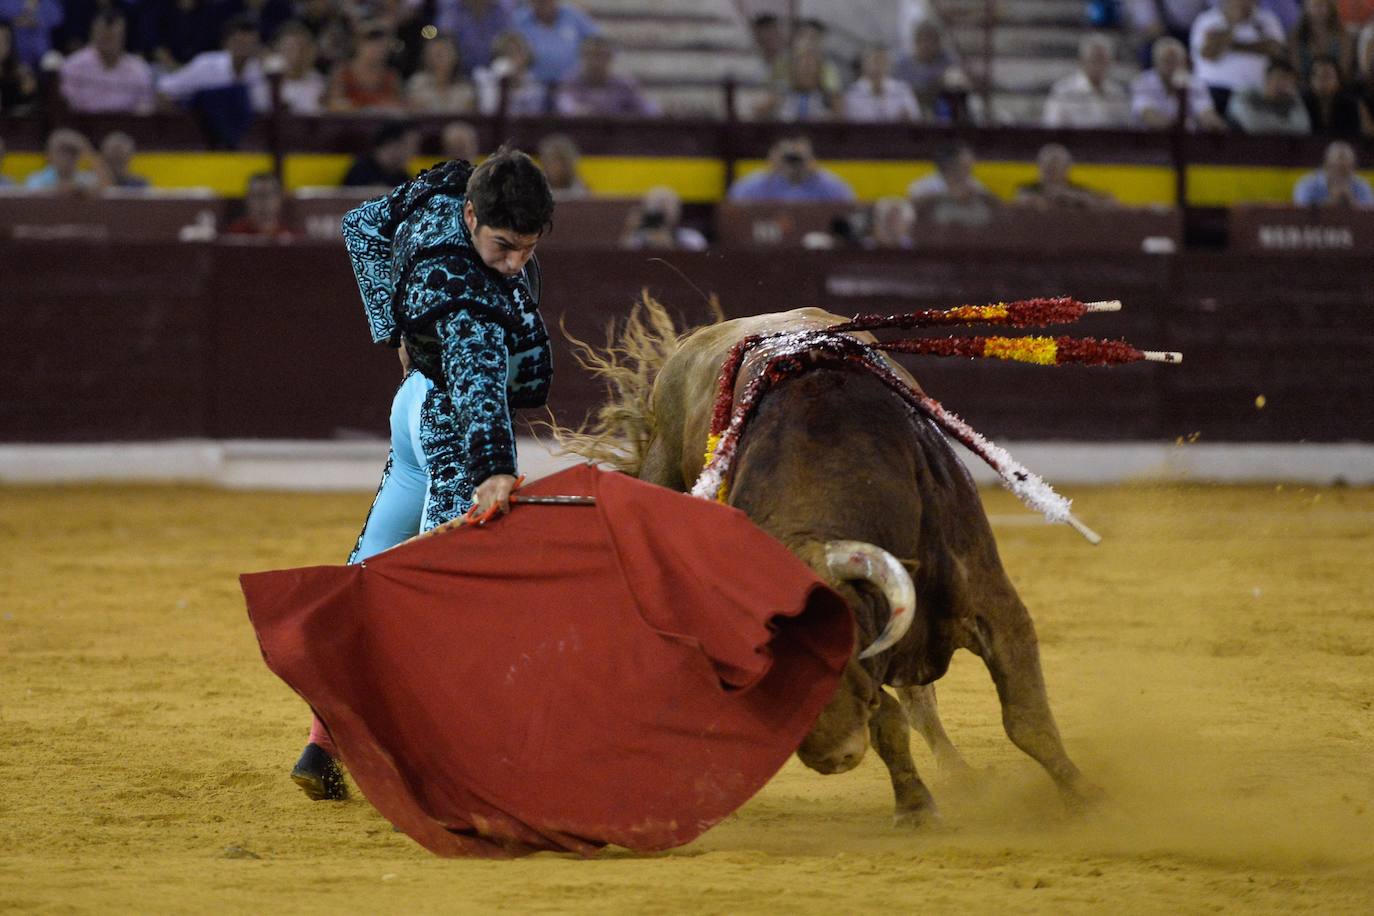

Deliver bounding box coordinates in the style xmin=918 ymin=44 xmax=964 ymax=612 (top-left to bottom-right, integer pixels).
xmin=342 ymin=160 xmax=552 ymax=522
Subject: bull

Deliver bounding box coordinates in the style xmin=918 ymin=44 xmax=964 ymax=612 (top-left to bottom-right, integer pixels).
xmin=561 ymin=302 xmax=1096 ymax=825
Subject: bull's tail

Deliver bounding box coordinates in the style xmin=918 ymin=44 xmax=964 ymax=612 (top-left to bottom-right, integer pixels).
xmin=542 ymin=292 xmax=716 ymax=477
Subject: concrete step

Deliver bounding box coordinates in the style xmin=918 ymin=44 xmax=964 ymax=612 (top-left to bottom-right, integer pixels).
xmin=949 ymin=24 xmax=1093 ymax=58
xmin=939 ymin=0 xmax=1089 ymax=27
xmin=578 ymin=0 xmax=740 ymax=22
xmin=991 ymin=56 xmax=1137 ymax=92
xmin=600 ymin=18 xmax=753 ymax=52
xmin=641 ymin=84 xmax=773 ymax=118
xmin=619 ymin=47 xmax=766 ymax=84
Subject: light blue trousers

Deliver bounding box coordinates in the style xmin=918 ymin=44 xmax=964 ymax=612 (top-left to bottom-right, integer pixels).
xmin=350 ymin=371 xmax=436 ymax=563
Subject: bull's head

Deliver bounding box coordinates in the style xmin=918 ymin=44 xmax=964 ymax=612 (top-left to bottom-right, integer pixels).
xmin=795 ymin=541 xmax=916 ymax=774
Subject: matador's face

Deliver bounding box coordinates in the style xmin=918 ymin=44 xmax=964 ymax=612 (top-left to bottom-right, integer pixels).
xmin=463 ymin=200 xmax=541 ymax=278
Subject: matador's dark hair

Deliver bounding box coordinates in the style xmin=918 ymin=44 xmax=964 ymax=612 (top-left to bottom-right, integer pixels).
xmin=466 ymin=145 xmax=555 ymax=237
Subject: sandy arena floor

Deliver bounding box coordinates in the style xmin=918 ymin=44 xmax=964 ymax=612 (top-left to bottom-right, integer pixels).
xmin=1 ymin=482 xmax=1372 ymax=914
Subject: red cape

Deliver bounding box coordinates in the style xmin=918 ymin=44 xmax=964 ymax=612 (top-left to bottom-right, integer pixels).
xmin=242 ymin=465 xmax=852 ymax=857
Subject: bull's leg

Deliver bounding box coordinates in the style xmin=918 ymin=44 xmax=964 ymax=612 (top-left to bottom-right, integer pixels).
xmin=869 ymin=689 xmax=940 ymax=827
xmin=962 ymin=593 xmax=1098 ymax=809
xmin=894 ymin=684 xmax=975 ymax=780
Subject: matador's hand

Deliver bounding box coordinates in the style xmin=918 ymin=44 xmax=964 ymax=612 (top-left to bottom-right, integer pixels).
xmin=470 ymin=474 xmax=521 ymax=521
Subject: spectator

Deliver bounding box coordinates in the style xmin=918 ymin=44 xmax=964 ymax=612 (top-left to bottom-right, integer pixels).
xmin=293 ymin=0 xmax=351 ymax=73
xmin=867 ymin=195 xmax=915 ymax=248
xmin=474 ymin=30 xmax=546 ymax=116
xmin=907 ymin=143 xmax=999 ymax=227
xmin=1128 ymin=0 xmax=1210 ymax=66
xmin=0 ymin=0 xmax=62 ymax=68
xmin=225 ymin=170 xmax=296 ymax=237
xmin=750 ymin=13 xmax=788 ymax=87
xmin=758 ymin=43 xmax=843 ymax=121
xmin=1263 ymin=0 xmax=1304 ymax=31
xmin=342 ymin=122 xmax=417 ymax=187
xmin=406 ymin=34 xmax=476 ymax=113
xmin=845 ymin=44 xmax=921 ymax=123
xmin=1293 ymin=139 xmax=1374 ymax=203
xmin=1338 ymin=0 xmax=1374 ymax=28
xmin=227 ymin=0 xmax=292 ymax=44
xmin=59 ymin=11 xmax=156 ymax=114
xmin=895 ymin=19 xmax=961 ymax=116
xmin=0 ymin=20 xmax=38 ymax=113
xmin=1016 ymin=144 xmax=1116 ymax=209
xmin=159 ymin=15 xmax=268 ymax=111
xmin=436 ymin=0 xmax=512 ymax=75
xmin=555 ymin=34 xmax=657 ymax=117
xmin=144 ymin=0 xmax=225 ymax=68
xmin=1292 ymin=0 xmax=1354 ymax=79
xmin=24 ymin=128 xmax=111 ymax=193
xmin=621 ymin=186 xmax=707 ymax=251
xmin=727 ymin=135 xmax=856 ymax=203
xmin=1132 ymin=35 xmax=1228 ymax=129
xmin=99 ymin=131 xmax=149 ymax=189
xmin=1043 ymin=34 xmax=1131 ymax=128
xmin=1303 ymin=54 xmax=1363 ymax=133
xmin=267 ymin=21 xmax=326 ymax=114
xmin=1228 ymin=57 xmax=1313 ymax=130
xmin=513 ymin=0 xmax=601 ymax=85
xmin=440 ymin=119 xmax=480 ymax=161
xmin=1192 ymin=0 xmax=1287 ymax=112
xmin=537 ymin=132 xmax=588 ymax=199
xmin=326 ymin=22 xmax=404 ymax=112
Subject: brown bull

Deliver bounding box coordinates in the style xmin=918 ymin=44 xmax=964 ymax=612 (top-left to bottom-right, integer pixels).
xmin=561 ymin=302 xmax=1096 ymax=824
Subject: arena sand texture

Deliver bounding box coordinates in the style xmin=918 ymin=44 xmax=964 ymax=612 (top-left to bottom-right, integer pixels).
xmin=1 ymin=482 xmax=1372 ymax=914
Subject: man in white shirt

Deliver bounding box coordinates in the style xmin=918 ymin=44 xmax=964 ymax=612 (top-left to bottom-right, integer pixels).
xmin=158 ymin=16 xmax=268 ymax=113
xmin=1043 ymin=33 xmax=1131 ymax=129
xmin=1131 ymin=36 xmax=1227 ymax=129
xmin=845 ymin=45 xmax=921 ymax=123
xmin=59 ymin=11 xmax=155 ymax=114
xmin=1189 ymin=0 xmax=1285 ymax=112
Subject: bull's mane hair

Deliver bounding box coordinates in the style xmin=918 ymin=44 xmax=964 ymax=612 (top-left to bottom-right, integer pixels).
xmin=541 ymin=292 xmax=721 ymax=476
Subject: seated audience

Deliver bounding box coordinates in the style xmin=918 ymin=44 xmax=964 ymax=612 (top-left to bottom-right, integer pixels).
xmin=342 ymin=122 xmax=417 ymax=187
xmin=1228 ymin=58 xmax=1313 ymax=131
xmin=406 ymin=34 xmax=476 ymax=113
xmin=514 ymin=0 xmax=601 ymax=85
xmin=0 ymin=0 xmax=61 ymax=68
xmin=225 ymin=171 xmax=295 ymax=238
xmin=844 ymin=45 xmax=921 ymax=122
xmin=895 ymin=19 xmax=962 ymax=117
xmin=1127 ymin=0 xmax=1210 ymax=66
xmin=750 ymin=13 xmax=789 ymax=88
xmin=436 ymin=0 xmax=512 ymax=75
xmin=0 ymin=20 xmax=37 ymax=113
xmin=761 ymin=44 xmax=843 ymax=121
xmin=326 ymin=21 xmax=403 ymax=112
xmin=1191 ymin=0 xmax=1287 ymax=112
xmin=555 ymin=35 xmax=657 ymax=117
xmin=1043 ymin=34 xmax=1132 ymax=128
xmin=158 ymin=15 xmax=268 ymax=111
xmin=907 ymin=143 xmax=999 ymax=227
xmin=1016 ymin=144 xmax=1116 ymax=209
xmin=1293 ymin=139 xmax=1374 ymax=204
xmin=1264 ymin=0 xmax=1304 ymax=31
xmin=269 ymin=21 xmax=326 ymax=114
xmin=233 ymin=0 xmax=293 ymax=44
xmin=728 ymin=135 xmax=855 ymax=203
xmin=440 ymin=120 xmax=480 ymax=162
xmin=1303 ymin=54 xmax=1363 ymax=134
xmin=621 ymin=186 xmax=707 ymax=251
xmin=867 ymin=195 xmax=916 ymax=248
xmin=293 ymin=0 xmax=352 ymax=73
xmin=99 ymin=131 xmax=148 ymax=189
xmin=1291 ymin=0 xmax=1353 ymax=80
xmin=475 ymin=30 xmax=547 ymax=116
xmin=59 ymin=10 xmax=155 ymax=114
xmin=537 ymin=133 xmax=588 ymax=199
xmin=24 ymin=128 xmax=111 ymax=193
xmin=1132 ymin=35 xmax=1228 ymax=129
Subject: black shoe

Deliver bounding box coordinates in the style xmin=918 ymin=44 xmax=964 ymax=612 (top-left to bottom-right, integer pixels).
xmin=291 ymin=743 xmax=348 ymax=801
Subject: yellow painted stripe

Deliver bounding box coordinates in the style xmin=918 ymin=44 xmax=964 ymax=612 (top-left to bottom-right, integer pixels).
xmin=3 ymin=151 xmax=1371 ymax=208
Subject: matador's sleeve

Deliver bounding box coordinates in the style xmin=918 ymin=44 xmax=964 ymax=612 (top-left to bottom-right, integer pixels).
xmin=505 ymin=304 xmax=552 ymax=410
xmin=341 ymin=195 xmax=397 ymax=344
xmin=436 ymin=309 xmax=518 ymax=486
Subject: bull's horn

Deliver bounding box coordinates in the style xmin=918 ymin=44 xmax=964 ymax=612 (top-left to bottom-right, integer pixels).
xmin=824 ymin=541 xmax=916 ymax=660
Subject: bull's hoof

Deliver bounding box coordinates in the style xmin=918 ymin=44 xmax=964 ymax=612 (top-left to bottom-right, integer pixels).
xmin=1061 ymin=778 xmax=1107 ymax=814
xmin=893 ymin=803 xmax=942 ymax=829
xmin=291 ymin=743 xmax=349 ymax=801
